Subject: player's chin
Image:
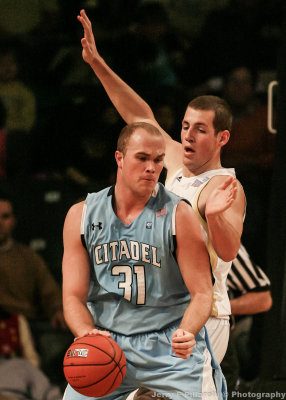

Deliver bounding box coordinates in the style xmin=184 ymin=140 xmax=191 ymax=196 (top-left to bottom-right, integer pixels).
xmin=138 ymin=180 xmax=156 ymax=194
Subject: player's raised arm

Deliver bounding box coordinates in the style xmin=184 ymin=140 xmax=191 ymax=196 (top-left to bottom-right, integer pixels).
xmin=172 ymin=200 xmax=213 ymax=358
xmin=77 ymin=9 xmax=181 ymax=172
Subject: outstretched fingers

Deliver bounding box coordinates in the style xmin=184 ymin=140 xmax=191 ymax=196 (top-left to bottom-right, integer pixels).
xmin=78 ymin=9 xmax=93 ymax=42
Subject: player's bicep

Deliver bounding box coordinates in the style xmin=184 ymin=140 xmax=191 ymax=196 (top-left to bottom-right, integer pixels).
xmin=62 ymin=202 xmax=90 ymax=302
xmin=175 ymin=202 xmax=212 ymax=296
xmin=224 ymin=183 xmax=246 ymax=235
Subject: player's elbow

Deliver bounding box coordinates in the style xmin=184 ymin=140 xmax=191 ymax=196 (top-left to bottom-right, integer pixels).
xmin=214 ymin=240 xmax=240 ymax=262
xmin=262 ymin=291 xmax=272 ymax=312
xmin=218 ymin=250 xmax=238 ymax=263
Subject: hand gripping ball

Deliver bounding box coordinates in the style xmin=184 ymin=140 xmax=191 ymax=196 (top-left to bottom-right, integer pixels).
xmin=63 ymin=334 xmax=127 ymax=397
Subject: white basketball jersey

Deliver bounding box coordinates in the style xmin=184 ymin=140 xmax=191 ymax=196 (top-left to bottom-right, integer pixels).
xmin=166 ymin=168 xmax=236 ymax=319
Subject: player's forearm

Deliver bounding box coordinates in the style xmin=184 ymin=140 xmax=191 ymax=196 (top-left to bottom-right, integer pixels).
xmin=206 ymin=214 xmax=241 ymax=261
xmin=230 ymin=291 xmax=272 ymax=315
xmin=63 ymin=296 xmax=95 ymax=338
xmin=179 ymin=292 xmax=212 ymax=335
xmin=88 ymin=55 xmax=154 ymax=124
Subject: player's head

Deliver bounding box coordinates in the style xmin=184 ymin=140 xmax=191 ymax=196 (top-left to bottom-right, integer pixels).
xmin=117 ymin=121 xmax=164 ymax=155
xmin=187 ymin=95 xmax=232 ymax=135
xmin=115 ymin=122 xmax=165 ymax=196
xmin=180 ymin=96 xmax=232 ymax=174
xmin=0 ymin=192 xmax=16 ymax=245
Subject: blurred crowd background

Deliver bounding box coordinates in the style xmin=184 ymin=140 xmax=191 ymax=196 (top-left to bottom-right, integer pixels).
xmin=0 ymin=0 xmax=283 ymax=396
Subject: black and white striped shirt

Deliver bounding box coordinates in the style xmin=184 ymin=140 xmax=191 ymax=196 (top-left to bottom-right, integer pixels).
xmin=227 ymin=244 xmax=271 ymax=296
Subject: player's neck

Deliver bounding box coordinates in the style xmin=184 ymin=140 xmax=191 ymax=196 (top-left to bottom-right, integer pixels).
xmin=182 ymin=160 xmax=223 ymax=177
xmin=113 ymin=184 xmax=151 ymax=225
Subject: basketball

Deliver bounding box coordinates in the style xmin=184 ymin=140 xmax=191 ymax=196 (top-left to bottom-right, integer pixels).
xmin=63 ymin=334 xmax=127 ymax=397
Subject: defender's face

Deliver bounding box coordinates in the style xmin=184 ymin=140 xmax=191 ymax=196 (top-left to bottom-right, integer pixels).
xmin=0 ymin=201 xmax=15 ymax=245
xmin=117 ymin=129 xmax=165 ymax=197
xmin=180 ymin=107 xmax=221 ymax=176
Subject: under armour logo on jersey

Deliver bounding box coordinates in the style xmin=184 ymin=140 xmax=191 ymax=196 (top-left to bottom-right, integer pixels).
xmin=176 ymin=176 xmax=182 ymax=182
xmin=146 ymin=222 xmax=152 ymax=229
xmin=92 ymin=222 xmax=103 ymax=230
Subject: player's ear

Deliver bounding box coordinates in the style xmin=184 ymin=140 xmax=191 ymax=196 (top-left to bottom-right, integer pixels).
xmin=218 ymin=130 xmax=230 ymax=147
xmin=115 ymin=150 xmax=124 ymax=168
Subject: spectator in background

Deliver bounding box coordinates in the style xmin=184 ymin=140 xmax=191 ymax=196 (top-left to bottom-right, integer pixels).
xmin=0 ymin=0 xmax=59 ymax=40
xmin=0 ymin=47 xmax=36 ymax=177
xmin=0 ymin=307 xmax=62 ymax=400
xmin=0 ymin=357 xmax=62 ymax=400
xmin=0 ymin=99 xmax=7 ymax=178
xmin=0 ymin=47 xmax=36 ymax=134
xmin=0 ymin=307 xmax=40 ymax=367
xmin=183 ymin=0 xmax=281 ymax=88
xmin=221 ymin=65 xmax=275 ymax=174
xmin=0 ymin=191 xmax=71 ymax=385
xmin=0 ymin=192 xmax=64 ymax=326
xmin=111 ymin=2 xmax=183 ymax=90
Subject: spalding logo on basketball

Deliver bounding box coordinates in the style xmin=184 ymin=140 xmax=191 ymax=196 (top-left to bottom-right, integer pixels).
xmin=63 ymin=334 xmax=127 ymax=397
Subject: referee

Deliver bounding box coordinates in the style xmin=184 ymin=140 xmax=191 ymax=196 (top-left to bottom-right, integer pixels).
xmin=222 ymin=244 xmax=272 ymax=391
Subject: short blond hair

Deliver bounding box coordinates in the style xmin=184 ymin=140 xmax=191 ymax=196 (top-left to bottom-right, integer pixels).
xmin=117 ymin=122 xmax=163 ymax=154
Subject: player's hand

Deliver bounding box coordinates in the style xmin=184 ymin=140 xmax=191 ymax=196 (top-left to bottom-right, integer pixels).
xmin=205 ymin=176 xmax=237 ymax=217
xmin=74 ymin=328 xmax=111 ymax=341
xmin=77 ymin=9 xmax=99 ymax=65
xmin=171 ymin=329 xmax=196 ymax=359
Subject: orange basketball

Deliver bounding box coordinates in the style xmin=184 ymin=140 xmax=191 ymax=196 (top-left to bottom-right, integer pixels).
xmin=63 ymin=334 xmax=127 ymax=397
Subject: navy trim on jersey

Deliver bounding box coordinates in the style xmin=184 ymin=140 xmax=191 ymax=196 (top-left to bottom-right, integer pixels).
xmin=107 ymin=185 xmax=115 ymax=196
xmin=81 ymin=234 xmax=86 ymax=249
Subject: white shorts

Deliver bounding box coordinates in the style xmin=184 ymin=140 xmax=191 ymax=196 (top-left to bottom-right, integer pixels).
xmin=205 ymin=317 xmax=230 ymax=363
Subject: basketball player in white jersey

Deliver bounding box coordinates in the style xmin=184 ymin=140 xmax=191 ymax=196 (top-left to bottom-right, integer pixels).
xmin=62 ymin=122 xmax=227 ymax=400
xmin=77 ymin=9 xmax=246 ymax=364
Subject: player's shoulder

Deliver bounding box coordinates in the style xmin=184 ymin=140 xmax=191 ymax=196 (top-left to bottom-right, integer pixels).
xmin=67 ymin=201 xmax=85 ymax=217
xmin=85 ymin=186 xmax=113 ymax=205
xmin=202 ymin=171 xmax=242 ymax=192
xmin=64 ymin=201 xmax=86 ymax=231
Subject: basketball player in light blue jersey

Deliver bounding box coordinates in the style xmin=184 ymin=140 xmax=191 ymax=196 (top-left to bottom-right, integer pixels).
xmin=62 ymin=122 xmax=227 ymax=400
xmin=77 ymin=9 xmax=246 ymax=367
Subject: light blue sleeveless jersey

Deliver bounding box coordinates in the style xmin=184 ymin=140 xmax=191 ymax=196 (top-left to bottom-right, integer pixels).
xmin=81 ymin=182 xmax=191 ymax=335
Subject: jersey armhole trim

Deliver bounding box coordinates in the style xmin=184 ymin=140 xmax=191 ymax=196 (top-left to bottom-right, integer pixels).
xmin=80 ymin=203 xmax=87 ymax=248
